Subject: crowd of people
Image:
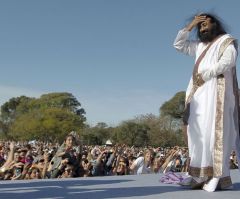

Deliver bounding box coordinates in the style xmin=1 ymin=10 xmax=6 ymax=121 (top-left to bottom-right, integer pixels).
xmin=0 ymin=133 xmax=238 ymax=181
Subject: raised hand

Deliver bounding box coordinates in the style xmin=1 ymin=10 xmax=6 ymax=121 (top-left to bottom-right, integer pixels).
xmin=9 ymin=142 xmax=16 ymax=151
xmin=186 ymin=15 xmax=206 ymax=31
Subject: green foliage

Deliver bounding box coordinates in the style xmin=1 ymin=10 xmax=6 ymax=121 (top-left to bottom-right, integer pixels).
xmin=81 ymin=123 xmax=111 ymax=145
xmin=0 ymin=120 xmax=8 ymax=138
xmin=159 ymin=91 xmax=185 ymax=132
xmin=37 ymin=93 xmax=83 ymax=115
xmin=160 ymin=91 xmax=185 ymax=119
xmin=0 ymin=96 xmax=33 ymax=123
xmin=0 ymin=92 xmax=86 ymax=141
xmin=112 ymin=120 xmax=150 ymax=146
xmin=131 ymin=114 xmax=160 ymax=146
xmin=9 ymin=108 xmax=84 ymax=142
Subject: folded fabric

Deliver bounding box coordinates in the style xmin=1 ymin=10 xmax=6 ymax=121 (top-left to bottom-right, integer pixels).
xmin=159 ymin=172 xmax=186 ymax=184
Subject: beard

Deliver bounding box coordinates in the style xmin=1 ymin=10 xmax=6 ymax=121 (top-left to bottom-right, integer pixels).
xmin=199 ymin=29 xmax=216 ymax=43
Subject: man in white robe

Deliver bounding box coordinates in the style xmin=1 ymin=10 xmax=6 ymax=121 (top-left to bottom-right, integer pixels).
xmin=173 ymin=13 xmax=240 ymax=192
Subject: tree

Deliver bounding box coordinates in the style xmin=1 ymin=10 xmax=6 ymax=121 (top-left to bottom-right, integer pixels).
xmin=158 ymin=91 xmax=186 ymax=146
xmin=0 ymin=92 xmax=86 ymax=141
xmin=0 ymin=120 xmax=8 ymax=138
xmin=9 ymin=108 xmax=85 ymax=142
xmin=0 ymin=96 xmax=33 ymax=124
xmin=37 ymin=93 xmax=85 ymax=116
xmin=132 ymin=114 xmax=161 ymax=146
xmin=113 ymin=121 xmax=150 ymax=146
xmin=160 ymin=91 xmax=185 ymax=130
xmin=160 ymin=91 xmax=185 ymax=119
xmin=81 ymin=123 xmax=112 ymax=145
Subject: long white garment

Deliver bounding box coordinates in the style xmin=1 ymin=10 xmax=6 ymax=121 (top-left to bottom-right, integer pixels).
xmin=173 ymin=29 xmax=239 ymax=178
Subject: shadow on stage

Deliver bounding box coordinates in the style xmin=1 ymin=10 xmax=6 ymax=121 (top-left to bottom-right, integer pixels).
xmin=0 ymin=178 xmax=185 ymax=199
xmin=0 ymin=177 xmax=240 ymax=199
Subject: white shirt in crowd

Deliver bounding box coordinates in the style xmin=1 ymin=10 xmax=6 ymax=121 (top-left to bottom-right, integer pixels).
xmin=132 ymin=157 xmax=151 ymax=174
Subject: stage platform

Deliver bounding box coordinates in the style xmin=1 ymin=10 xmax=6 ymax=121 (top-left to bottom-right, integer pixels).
xmin=0 ymin=170 xmax=239 ymax=199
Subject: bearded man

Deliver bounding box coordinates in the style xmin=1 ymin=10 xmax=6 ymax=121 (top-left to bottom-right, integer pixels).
xmin=173 ymin=13 xmax=240 ymax=192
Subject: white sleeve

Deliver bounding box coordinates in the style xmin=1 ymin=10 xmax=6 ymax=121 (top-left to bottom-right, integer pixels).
xmin=173 ymin=29 xmax=199 ymax=56
xmin=201 ymin=44 xmax=237 ymax=81
xmin=134 ymin=157 xmax=144 ymax=168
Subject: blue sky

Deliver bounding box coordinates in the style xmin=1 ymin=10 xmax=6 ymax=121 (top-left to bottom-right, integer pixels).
xmin=0 ymin=0 xmax=239 ymax=126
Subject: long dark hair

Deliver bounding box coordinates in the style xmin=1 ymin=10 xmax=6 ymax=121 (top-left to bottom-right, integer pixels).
xmin=196 ymin=13 xmax=227 ymax=40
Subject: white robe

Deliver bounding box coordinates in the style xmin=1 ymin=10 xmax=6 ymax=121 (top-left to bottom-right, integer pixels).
xmin=173 ymin=29 xmax=240 ymax=180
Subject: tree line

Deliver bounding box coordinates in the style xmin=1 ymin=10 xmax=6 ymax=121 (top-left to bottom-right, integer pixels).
xmin=0 ymin=91 xmax=186 ymax=147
